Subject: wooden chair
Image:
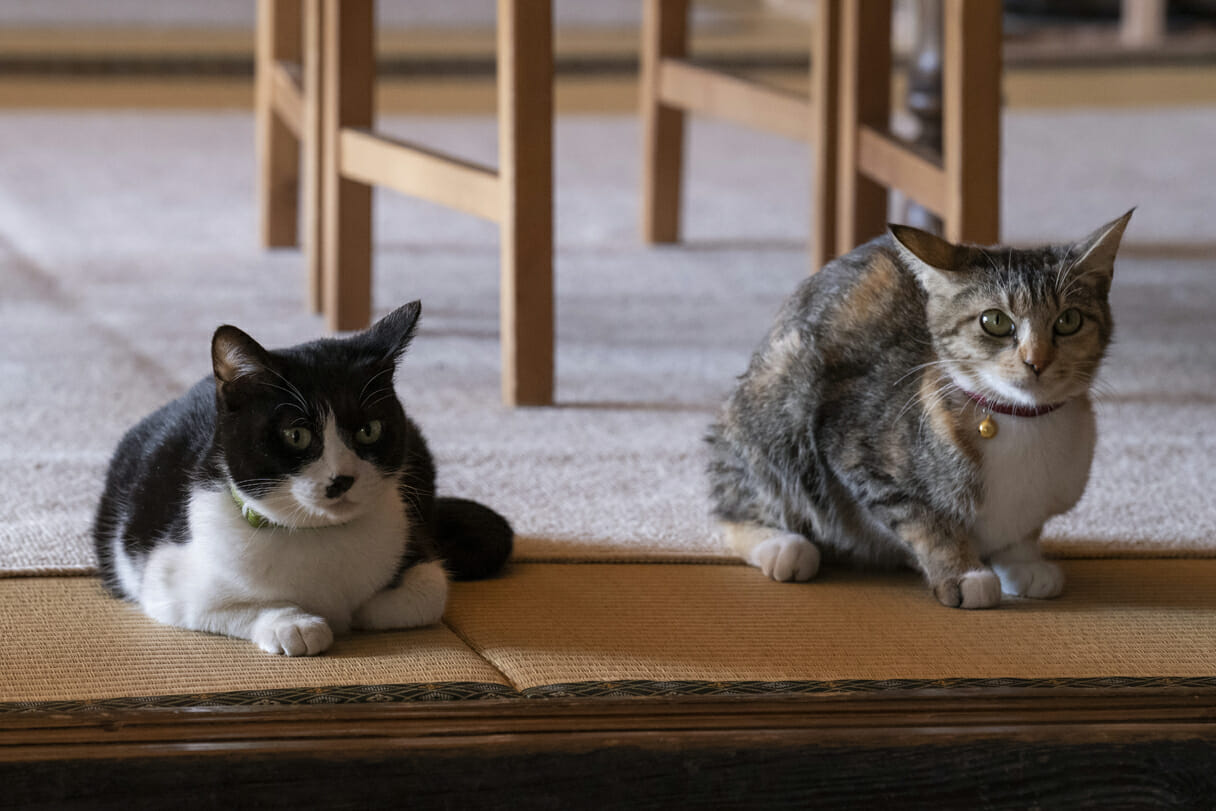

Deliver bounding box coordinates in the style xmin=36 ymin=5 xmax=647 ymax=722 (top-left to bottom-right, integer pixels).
xmin=639 ymin=0 xmax=1001 ymax=267
xmin=256 ymin=0 xmax=554 ymax=407
xmin=836 ymin=0 xmax=1001 ymax=249
xmin=639 ymin=0 xmax=843 ymax=270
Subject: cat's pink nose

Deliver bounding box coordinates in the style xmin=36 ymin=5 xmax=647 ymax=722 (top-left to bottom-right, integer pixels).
xmin=1024 ymin=357 xmax=1051 ymax=376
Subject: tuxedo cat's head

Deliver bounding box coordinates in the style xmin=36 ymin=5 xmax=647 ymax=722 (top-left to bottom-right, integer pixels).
xmin=210 ymin=301 xmax=421 ymax=529
xmin=891 ymin=211 xmax=1132 ymax=408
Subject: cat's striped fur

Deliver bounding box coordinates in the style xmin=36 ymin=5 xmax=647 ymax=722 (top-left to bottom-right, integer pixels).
xmin=707 ymin=213 xmax=1131 ymax=608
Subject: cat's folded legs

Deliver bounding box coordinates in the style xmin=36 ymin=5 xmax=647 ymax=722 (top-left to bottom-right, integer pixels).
xmin=352 ymin=559 xmax=448 ymax=630
xmin=722 ymin=521 xmax=821 ymax=582
xmin=989 ymin=534 xmax=1065 ymax=599
xmin=139 ymin=546 xmax=335 ymax=655
xmin=142 ymin=593 xmax=334 ymax=656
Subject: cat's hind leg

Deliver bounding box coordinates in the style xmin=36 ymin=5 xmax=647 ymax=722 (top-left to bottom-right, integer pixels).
xmin=352 ymin=560 xmax=448 ymax=630
xmin=722 ymin=521 xmax=821 ymax=582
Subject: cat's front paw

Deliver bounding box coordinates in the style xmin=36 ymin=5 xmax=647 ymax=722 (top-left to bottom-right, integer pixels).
xmin=994 ymin=561 xmax=1065 ymax=599
xmin=252 ymin=609 xmax=334 ymax=656
xmin=749 ymin=534 xmax=821 ymax=582
xmin=933 ymin=569 xmax=1001 ymax=609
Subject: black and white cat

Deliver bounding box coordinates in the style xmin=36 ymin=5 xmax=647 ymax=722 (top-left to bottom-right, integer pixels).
xmin=93 ymin=301 xmax=512 ymax=655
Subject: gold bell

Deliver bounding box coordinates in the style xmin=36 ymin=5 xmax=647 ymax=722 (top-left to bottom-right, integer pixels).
xmin=978 ymin=415 xmax=998 ymax=439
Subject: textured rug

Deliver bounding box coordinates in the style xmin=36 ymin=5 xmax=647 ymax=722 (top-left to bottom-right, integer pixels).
xmin=0 ymin=108 xmax=1214 ymax=575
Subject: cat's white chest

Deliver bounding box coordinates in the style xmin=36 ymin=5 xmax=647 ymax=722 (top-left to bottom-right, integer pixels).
xmin=141 ymin=484 xmax=411 ymax=632
xmin=972 ymin=399 xmax=1096 ymax=557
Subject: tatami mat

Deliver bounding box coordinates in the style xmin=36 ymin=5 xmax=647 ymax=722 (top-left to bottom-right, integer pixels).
xmin=0 ymin=577 xmax=511 ymax=707
xmin=4 ymin=561 xmax=1215 ymax=710
xmin=445 ymin=561 xmax=1216 ymax=689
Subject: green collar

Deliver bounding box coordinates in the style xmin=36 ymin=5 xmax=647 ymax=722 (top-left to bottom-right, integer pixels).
xmin=229 ymin=484 xmax=353 ymax=530
xmin=230 ymin=484 xmax=279 ymax=529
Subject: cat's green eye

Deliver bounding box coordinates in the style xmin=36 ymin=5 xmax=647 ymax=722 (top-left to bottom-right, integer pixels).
xmin=980 ymin=309 xmax=1014 ymax=337
xmin=1055 ymin=308 xmax=1083 ymax=336
xmin=355 ymin=420 xmax=383 ymax=445
xmin=281 ymin=426 xmax=313 ymax=451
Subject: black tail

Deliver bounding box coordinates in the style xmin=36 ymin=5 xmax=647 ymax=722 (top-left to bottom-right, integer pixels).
xmin=433 ymin=497 xmax=514 ymax=580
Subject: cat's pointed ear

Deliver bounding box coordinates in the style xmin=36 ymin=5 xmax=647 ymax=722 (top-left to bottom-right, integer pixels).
xmin=212 ymin=325 xmax=272 ymax=392
xmin=888 ymin=224 xmax=964 ymax=288
xmin=1071 ymin=208 xmax=1134 ymax=277
xmin=890 ymin=222 xmax=963 ymax=276
xmin=364 ymin=300 xmax=422 ymax=367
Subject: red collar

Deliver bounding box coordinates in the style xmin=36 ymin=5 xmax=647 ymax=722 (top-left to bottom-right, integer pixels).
xmin=964 ymin=391 xmax=1067 ymax=418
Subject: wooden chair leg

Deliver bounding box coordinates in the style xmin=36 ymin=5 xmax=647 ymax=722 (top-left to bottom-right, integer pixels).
xmin=497 ymin=0 xmax=555 ymax=407
xmin=810 ymin=0 xmax=841 ymax=271
xmin=1121 ymin=0 xmax=1167 ymax=48
xmin=321 ymin=0 xmax=374 ymax=332
xmin=942 ymin=0 xmax=1000 ymax=245
xmin=836 ymin=0 xmax=891 ymax=253
xmin=639 ymin=0 xmax=688 ymax=244
xmin=256 ymin=0 xmax=302 ymax=248
xmin=303 ymin=0 xmax=326 ymax=314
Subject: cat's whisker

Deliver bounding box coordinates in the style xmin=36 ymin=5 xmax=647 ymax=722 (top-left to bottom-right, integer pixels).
xmin=912 ymin=380 xmax=963 ymax=432
xmin=274 ymin=401 xmax=308 ymax=416
xmin=258 ymin=380 xmax=311 ymax=413
xmin=359 ymin=367 xmax=396 ymax=407
xmin=361 ymin=390 xmax=398 ymax=411
xmin=263 ymin=366 xmax=310 ymax=411
xmin=891 ymin=358 xmax=965 ymax=388
xmin=978 ymin=247 xmax=1002 ymax=276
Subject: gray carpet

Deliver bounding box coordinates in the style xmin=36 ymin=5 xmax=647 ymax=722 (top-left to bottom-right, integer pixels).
xmin=1 ymin=108 xmax=1214 ymax=575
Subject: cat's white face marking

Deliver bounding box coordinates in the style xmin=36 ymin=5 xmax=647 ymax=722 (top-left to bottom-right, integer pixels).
xmin=245 ymin=415 xmax=391 ymax=529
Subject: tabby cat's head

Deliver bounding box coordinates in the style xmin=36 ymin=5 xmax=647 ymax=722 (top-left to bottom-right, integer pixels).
xmin=891 ymin=211 xmax=1132 ymax=408
xmin=210 ymin=301 xmax=422 ymax=529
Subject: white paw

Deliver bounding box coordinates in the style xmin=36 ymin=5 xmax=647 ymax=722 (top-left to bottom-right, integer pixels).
xmin=994 ymin=561 xmax=1065 ymax=599
xmin=748 ymin=534 xmax=820 ymax=582
xmin=959 ymin=569 xmax=1002 ymax=609
xmin=353 ymin=560 xmax=449 ymax=630
xmin=252 ymin=610 xmax=333 ymax=656
xmin=935 ymin=569 xmax=1001 ymax=609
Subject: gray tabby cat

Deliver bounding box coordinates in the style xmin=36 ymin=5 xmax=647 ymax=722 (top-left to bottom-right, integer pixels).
xmin=707 ymin=212 xmax=1132 ymax=608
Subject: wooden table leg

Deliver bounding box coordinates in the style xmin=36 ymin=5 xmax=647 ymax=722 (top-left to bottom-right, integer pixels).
xmin=321 ymin=0 xmax=374 ymax=332
xmin=639 ymin=0 xmax=688 ymax=244
xmin=303 ymin=0 xmax=325 ymax=314
xmin=943 ymin=0 xmax=1000 ymax=245
xmin=810 ymin=0 xmax=840 ymax=271
xmin=497 ymin=0 xmax=555 ymax=406
xmin=256 ymin=0 xmax=301 ymax=249
xmin=836 ymin=0 xmax=891 ymax=253
xmin=1121 ymin=0 xmax=1167 ymax=48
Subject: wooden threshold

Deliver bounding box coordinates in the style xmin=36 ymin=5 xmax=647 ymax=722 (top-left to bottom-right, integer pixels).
xmin=4 ymin=689 xmax=1216 ymax=807
xmin=338 ymin=127 xmax=500 ymax=222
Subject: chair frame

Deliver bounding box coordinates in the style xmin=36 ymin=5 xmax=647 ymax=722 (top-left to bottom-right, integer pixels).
xmin=256 ymin=0 xmax=554 ymax=407
xmin=637 ymin=0 xmax=1002 ymax=270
